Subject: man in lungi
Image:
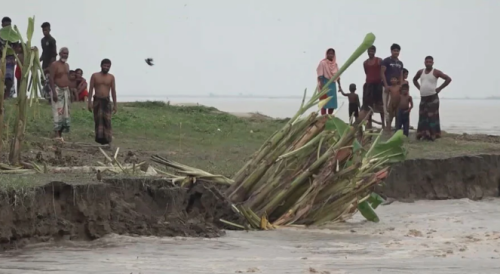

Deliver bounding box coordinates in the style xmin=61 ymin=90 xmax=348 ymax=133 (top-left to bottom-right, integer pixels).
xmin=87 ymin=59 xmax=117 ymax=146
xmin=49 ymin=47 xmax=71 ymax=141
xmin=361 ymin=45 xmax=384 ymax=128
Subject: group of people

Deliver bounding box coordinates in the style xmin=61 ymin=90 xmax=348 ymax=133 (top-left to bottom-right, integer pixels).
xmin=0 ymin=17 xmax=118 ymax=146
xmin=316 ymin=44 xmax=452 ymax=140
xmin=39 ymin=22 xmax=90 ymax=103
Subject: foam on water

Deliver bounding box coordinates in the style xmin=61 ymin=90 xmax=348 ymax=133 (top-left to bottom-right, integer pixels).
xmin=1 ymin=199 xmax=499 ymax=273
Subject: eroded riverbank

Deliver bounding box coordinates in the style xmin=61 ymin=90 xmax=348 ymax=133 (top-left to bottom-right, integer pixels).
xmin=1 ymin=153 xmax=500 ymax=252
xmin=0 ymin=178 xmax=240 ymax=251
xmin=379 ymin=154 xmax=500 ymax=200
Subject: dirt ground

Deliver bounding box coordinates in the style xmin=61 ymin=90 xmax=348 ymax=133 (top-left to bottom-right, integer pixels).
xmin=8 ymin=129 xmax=500 ymax=173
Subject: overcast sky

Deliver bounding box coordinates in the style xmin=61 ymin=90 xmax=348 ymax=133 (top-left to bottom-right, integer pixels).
xmin=5 ymin=0 xmax=499 ymax=98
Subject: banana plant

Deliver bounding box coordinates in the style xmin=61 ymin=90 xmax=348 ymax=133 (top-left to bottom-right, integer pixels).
xmin=0 ymin=16 xmax=44 ymax=165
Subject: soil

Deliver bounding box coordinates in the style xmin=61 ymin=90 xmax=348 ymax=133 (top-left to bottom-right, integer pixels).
xmin=17 ymin=140 xmax=151 ymax=168
xmin=378 ymin=154 xmax=500 ymax=200
xmin=0 ymin=178 xmax=243 ymax=251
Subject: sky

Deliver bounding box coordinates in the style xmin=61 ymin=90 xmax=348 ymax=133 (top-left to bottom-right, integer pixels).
xmin=4 ymin=0 xmax=499 ymax=98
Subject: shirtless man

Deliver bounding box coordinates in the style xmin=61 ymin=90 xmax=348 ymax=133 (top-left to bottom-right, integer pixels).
xmin=88 ymin=59 xmax=117 ymax=145
xmin=49 ymin=47 xmax=71 ymax=140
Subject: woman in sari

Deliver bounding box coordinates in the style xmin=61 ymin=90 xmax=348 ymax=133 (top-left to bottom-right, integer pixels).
xmin=317 ymin=48 xmax=343 ymax=115
xmin=75 ymin=68 xmax=89 ymax=101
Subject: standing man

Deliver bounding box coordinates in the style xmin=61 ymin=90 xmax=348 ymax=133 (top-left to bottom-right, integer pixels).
xmin=49 ymin=47 xmax=71 ymax=141
xmin=1 ymin=17 xmax=17 ymax=99
xmin=40 ymin=22 xmax=57 ymax=72
xmin=40 ymin=22 xmax=57 ymax=100
xmin=361 ymin=45 xmax=384 ymax=128
xmin=88 ymin=59 xmax=117 ymax=146
xmin=381 ymin=43 xmax=404 ymax=131
xmin=412 ymin=56 xmax=452 ymax=141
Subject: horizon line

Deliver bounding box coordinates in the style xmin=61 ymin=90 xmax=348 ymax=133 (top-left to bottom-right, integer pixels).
xmin=126 ymin=95 xmax=500 ymax=100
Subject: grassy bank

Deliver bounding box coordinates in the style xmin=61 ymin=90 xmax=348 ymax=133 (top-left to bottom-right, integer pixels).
xmin=1 ymin=100 xmax=500 ymax=178
xmin=2 ymin=100 xmax=285 ymax=177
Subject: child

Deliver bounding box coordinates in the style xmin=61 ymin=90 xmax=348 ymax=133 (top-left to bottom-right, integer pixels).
xmin=396 ymin=83 xmax=413 ymax=136
xmin=385 ymin=76 xmax=401 ymax=131
xmin=403 ymin=68 xmax=409 ymax=85
xmin=68 ymin=70 xmax=78 ymax=102
xmin=339 ymin=83 xmax=360 ymax=124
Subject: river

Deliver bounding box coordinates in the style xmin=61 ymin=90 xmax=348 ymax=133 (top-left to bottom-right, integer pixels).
xmin=1 ymin=199 xmax=499 ymax=273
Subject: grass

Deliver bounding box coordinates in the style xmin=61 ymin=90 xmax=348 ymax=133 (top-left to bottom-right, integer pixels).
xmin=405 ymin=132 xmax=500 ymax=159
xmin=2 ymin=100 xmax=285 ymax=177
xmin=0 ymin=99 xmax=499 ymax=188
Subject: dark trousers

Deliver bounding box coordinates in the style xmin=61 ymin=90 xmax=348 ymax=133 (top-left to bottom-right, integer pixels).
xmin=396 ymin=109 xmax=410 ymax=136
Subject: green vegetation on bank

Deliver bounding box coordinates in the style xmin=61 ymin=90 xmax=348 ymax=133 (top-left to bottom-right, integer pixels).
xmin=2 ymin=100 xmax=500 ymax=178
xmin=2 ymin=100 xmax=285 ymax=176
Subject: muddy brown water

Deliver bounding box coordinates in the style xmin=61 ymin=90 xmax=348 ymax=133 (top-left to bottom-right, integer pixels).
xmin=1 ymin=199 xmax=499 ymax=274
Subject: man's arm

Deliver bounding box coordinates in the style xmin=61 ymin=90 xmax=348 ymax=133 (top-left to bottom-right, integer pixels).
xmin=363 ymin=60 xmax=367 ymax=75
xmin=40 ymin=38 xmax=45 ymax=61
xmin=409 ymin=96 xmax=413 ymax=111
xmin=399 ymin=62 xmax=404 ymax=85
xmin=357 ymin=95 xmax=361 ymax=109
xmin=51 ymin=38 xmax=57 ymax=63
xmin=88 ymin=74 xmax=95 ymax=103
xmin=49 ymin=63 xmax=56 ymax=92
xmin=111 ymin=75 xmax=117 ymax=103
xmin=435 ymin=70 xmax=452 ymax=92
xmin=111 ymin=75 xmax=117 ymax=113
xmin=413 ymin=69 xmax=423 ymax=90
xmin=380 ymin=59 xmax=388 ymax=88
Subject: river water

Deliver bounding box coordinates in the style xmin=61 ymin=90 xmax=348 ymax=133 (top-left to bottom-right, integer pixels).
xmin=1 ymin=199 xmax=499 ymax=273
xmin=121 ymin=97 xmax=500 ymax=135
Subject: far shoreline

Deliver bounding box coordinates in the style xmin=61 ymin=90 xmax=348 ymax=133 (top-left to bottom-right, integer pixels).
xmin=120 ymin=96 xmax=499 ymax=101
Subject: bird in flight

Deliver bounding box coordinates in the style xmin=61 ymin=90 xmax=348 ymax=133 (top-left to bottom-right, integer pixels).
xmin=145 ymin=58 xmax=154 ymax=66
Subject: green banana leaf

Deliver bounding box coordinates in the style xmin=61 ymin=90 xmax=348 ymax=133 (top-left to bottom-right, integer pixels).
xmin=368 ymin=192 xmax=385 ymax=209
xmin=0 ymin=26 xmax=21 ymax=42
xmin=358 ymin=200 xmax=379 ymax=222
xmin=325 ymin=117 xmax=349 ymax=136
xmin=26 ymin=17 xmax=35 ymax=43
xmin=365 ymin=130 xmax=407 ymax=163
